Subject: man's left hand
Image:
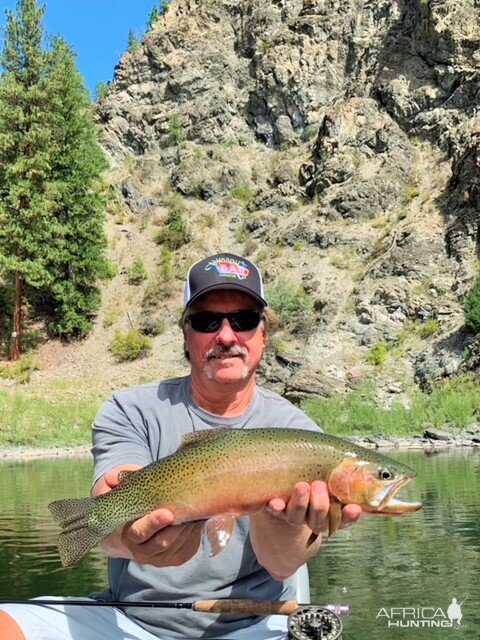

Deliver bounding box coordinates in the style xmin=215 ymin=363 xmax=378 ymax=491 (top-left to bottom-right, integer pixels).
xmin=265 ymin=480 xmax=362 ymax=534
xmin=249 ymin=480 xmax=362 ymax=580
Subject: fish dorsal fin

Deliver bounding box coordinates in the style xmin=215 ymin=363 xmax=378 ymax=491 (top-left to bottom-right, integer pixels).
xmin=117 ymin=469 xmax=138 ymax=484
xmin=179 ymin=429 xmax=231 ymax=450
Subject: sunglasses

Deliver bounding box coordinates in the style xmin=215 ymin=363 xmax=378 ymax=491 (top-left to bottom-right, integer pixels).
xmin=186 ymin=310 xmax=263 ymax=333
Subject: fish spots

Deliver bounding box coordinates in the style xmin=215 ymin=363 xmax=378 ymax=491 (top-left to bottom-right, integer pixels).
xmin=51 ymin=427 xmax=419 ymax=565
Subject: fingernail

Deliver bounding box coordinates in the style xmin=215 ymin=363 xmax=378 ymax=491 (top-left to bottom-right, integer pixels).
xmin=297 ymin=486 xmax=309 ymax=497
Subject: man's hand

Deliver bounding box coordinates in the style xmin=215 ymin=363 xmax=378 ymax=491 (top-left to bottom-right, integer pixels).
xmin=265 ymin=480 xmax=362 ymax=534
xmin=249 ymin=480 xmax=361 ymax=581
xmin=93 ymin=465 xmax=203 ymax=567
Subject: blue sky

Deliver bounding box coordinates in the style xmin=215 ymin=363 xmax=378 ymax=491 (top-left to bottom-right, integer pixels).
xmin=0 ymin=0 xmax=159 ymax=96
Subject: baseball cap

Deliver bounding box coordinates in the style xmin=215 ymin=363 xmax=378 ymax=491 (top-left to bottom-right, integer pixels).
xmin=184 ymin=253 xmax=267 ymax=309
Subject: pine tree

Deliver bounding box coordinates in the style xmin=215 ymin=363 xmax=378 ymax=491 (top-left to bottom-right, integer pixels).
xmin=94 ymin=80 xmax=108 ymax=102
xmin=0 ymin=0 xmax=108 ymax=358
xmin=0 ymin=0 xmax=54 ymax=359
xmin=160 ymin=0 xmax=171 ymax=13
xmin=147 ymin=5 xmax=160 ymax=29
xmin=127 ymin=30 xmax=139 ymax=53
xmin=40 ymin=38 xmax=109 ymax=337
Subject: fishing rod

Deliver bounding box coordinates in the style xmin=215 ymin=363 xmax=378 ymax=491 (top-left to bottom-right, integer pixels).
xmin=0 ymin=599 xmax=350 ymax=640
xmin=0 ymin=598 xmax=348 ymax=617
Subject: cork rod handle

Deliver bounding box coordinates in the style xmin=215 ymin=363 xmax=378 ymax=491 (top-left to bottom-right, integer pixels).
xmin=193 ymin=599 xmax=299 ymax=616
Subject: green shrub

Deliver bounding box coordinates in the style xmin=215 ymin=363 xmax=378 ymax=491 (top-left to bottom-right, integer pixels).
xmin=235 ymin=221 xmax=250 ymax=244
xmin=102 ymin=311 xmax=118 ymax=328
xmin=153 ymin=318 xmax=166 ymax=335
xmin=0 ymin=356 xmax=38 ymax=384
xmin=159 ymin=246 xmax=174 ymax=280
xmin=109 ymin=330 xmax=152 ymax=361
xmin=128 ymin=259 xmax=148 ymax=285
xmin=220 ymin=139 xmax=237 ymax=148
xmin=366 ymin=342 xmax=388 ymax=367
xmin=266 ymin=278 xmax=315 ymax=334
xmin=155 ymin=194 xmax=189 ymax=250
xmin=257 ymin=40 xmax=271 ymax=54
xmin=415 ymin=318 xmax=441 ymax=339
xmin=403 ymin=186 xmax=420 ymax=204
xmin=269 ymin=335 xmax=287 ymax=356
xmin=464 ymin=274 xmax=480 ymax=333
xmin=243 ymin=239 xmax=258 ymax=255
xmin=231 ymin=184 xmax=254 ymax=204
xmin=143 ymin=247 xmax=177 ymax=306
xmin=301 ymin=124 xmax=319 ymax=142
xmin=167 ymin=115 xmax=186 ymax=144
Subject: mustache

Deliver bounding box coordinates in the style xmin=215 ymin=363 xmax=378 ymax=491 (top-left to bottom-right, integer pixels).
xmin=205 ymin=345 xmax=248 ymax=361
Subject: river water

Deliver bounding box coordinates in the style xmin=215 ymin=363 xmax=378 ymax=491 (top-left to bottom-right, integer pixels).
xmin=0 ymin=449 xmax=478 ymax=639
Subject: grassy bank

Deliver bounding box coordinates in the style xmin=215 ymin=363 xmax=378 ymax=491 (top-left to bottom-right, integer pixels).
xmin=0 ymin=384 xmax=102 ymax=448
xmin=301 ymin=375 xmax=480 ymax=436
xmin=1 ymin=374 xmax=479 ymax=449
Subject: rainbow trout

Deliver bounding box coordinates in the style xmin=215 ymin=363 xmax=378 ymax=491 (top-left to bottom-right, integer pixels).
xmin=49 ymin=428 xmax=421 ymax=567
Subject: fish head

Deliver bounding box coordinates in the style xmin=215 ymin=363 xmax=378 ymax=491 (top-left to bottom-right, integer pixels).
xmin=328 ymin=453 xmax=422 ymax=514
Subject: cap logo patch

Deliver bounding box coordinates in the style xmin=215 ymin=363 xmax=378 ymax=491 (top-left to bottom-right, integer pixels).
xmin=206 ymin=258 xmax=250 ymax=280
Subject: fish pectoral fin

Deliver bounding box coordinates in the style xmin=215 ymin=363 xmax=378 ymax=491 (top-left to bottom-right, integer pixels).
xmin=205 ymin=515 xmax=236 ymax=557
xmin=328 ymin=500 xmax=343 ymax=536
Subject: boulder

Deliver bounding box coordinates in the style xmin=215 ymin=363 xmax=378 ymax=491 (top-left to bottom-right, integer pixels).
xmin=284 ymin=368 xmax=345 ymax=405
xmin=423 ymin=427 xmax=453 ymax=441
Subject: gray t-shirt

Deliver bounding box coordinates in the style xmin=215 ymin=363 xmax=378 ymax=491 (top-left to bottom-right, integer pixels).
xmin=91 ymin=376 xmax=320 ymax=638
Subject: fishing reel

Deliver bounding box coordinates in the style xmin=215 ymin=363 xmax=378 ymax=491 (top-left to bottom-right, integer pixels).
xmin=287 ymin=605 xmax=343 ymax=640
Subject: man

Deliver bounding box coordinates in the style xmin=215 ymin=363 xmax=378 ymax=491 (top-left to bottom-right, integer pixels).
xmin=0 ymin=253 xmax=361 ymax=640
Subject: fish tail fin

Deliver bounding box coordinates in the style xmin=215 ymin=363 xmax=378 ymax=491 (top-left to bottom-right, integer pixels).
xmin=49 ymin=498 xmax=104 ymax=567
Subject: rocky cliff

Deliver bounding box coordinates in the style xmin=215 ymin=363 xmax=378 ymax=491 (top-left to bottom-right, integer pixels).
xmin=93 ymin=0 xmax=480 ymax=403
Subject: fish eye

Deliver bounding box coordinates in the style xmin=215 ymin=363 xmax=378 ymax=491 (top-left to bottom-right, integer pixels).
xmin=378 ymin=468 xmax=394 ymax=480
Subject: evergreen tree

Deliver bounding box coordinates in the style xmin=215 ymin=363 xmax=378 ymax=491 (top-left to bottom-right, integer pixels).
xmin=160 ymin=0 xmax=171 ymax=13
xmin=94 ymin=80 xmax=108 ymax=102
xmin=40 ymin=38 xmax=109 ymax=337
xmin=0 ymin=0 xmax=54 ymax=359
xmin=0 ymin=0 xmax=108 ymax=358
xmin=127 ymin=30 xmax=139 ymax=53
xmin=464 ymin=274 xmax=480 ymax=334
xmin=147 ymin=5 xmax=160 ymax=29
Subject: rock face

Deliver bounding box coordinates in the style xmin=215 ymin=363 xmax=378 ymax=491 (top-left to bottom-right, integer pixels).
xmin=96 ymin=0 xmax=480 ymax=401
xmin=300 ymin=97 xmax=417 ymax=220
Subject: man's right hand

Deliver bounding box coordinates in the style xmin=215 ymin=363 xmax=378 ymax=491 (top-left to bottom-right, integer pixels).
xmin=92 ymin=465 xmax=203 ymax=567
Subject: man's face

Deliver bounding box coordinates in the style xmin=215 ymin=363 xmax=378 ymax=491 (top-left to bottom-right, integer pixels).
xmin=184 ymin=290 xmax=266 ymax=386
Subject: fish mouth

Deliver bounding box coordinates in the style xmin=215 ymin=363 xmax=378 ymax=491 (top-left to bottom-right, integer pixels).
xmin=367 ymin=477 xmax=422 ymax=514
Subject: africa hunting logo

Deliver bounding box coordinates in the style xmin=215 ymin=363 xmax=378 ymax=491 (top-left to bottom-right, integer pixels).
xmin=206 ymin=258 xmax=250 ymax=280
xmin=376 ymin=597 xmax=466 ymax=629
